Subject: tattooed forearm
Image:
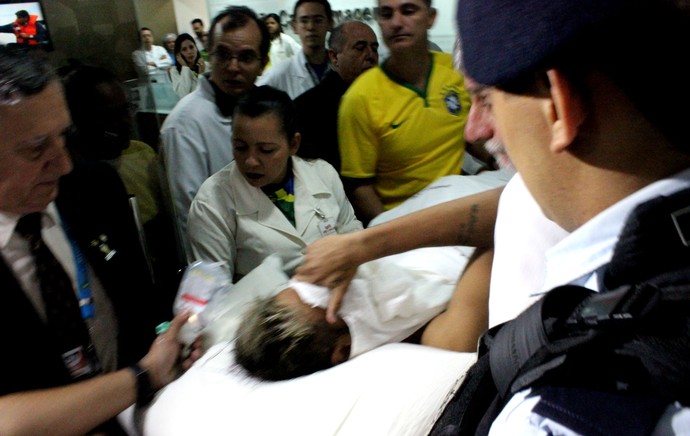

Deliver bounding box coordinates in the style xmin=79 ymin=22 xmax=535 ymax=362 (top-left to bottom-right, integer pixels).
xmin=455 ymin=203 xmax=480 ymax=246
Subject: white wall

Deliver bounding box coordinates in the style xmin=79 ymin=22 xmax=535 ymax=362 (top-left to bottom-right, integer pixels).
xmin=171 ymin=0 xmax=210 ymax=37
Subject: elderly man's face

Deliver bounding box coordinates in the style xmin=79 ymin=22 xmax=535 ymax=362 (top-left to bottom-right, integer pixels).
xmin=489 ymin=85 xmax=560 ymax=220
xmin=0 ymin=81 xmax=73 ymax=215
xmin=331 ymin=22 xmax=379 ymax=84
xmin=464 ymin=76 xmax=513 ymax=170
xmin=210 ymin=18 xmax=267 ymax=97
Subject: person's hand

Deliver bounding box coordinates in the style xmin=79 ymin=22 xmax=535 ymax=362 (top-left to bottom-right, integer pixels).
xmin=159 ymin=54 xmax=167 ymax=61
xmin=138 ymin=311 xmax=191 ymax=389
xmin=19 ymin=32 xmax=29 ymax=38
xmin=294 ymin=233 xmax=364 ymax=323
xmin=176 ymin=53 xmax=186 ymax=67
xmin=181 ymin=335 xmax=204 ymax=370
xmin=147 ymin=61 xmax=157 ymax=67
xmin=197 ymin=59 xmax=206 ymax=74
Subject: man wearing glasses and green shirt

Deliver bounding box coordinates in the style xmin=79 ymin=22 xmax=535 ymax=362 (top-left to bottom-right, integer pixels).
xmin=257 ymin=0 xmax=334 ymax=99
xmin=160 ymin=6 xmax=270 ymax=258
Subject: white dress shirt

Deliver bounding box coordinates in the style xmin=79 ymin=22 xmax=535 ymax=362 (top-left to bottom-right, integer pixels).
xmin=490 ymin=168 xmax=690 ymax=435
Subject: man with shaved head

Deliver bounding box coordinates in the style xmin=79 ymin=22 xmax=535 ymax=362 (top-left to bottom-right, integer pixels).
xmin=294 ymin=20 xmax=379 ymax=171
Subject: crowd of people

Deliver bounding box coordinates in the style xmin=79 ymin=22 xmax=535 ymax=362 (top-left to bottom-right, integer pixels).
xmin=1 ymin=0 xmax=689 ymax=434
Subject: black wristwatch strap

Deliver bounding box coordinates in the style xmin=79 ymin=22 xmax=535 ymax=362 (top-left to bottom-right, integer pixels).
xmin=130 ymin=363 xmax=157 ymax=407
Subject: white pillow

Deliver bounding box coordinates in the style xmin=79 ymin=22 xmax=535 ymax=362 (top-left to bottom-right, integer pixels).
xmin=127 ymin=342 xmax=476 ymax=436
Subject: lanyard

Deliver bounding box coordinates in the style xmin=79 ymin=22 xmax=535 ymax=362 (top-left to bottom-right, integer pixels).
xmin=60 ymin=219 xmax=95 ymax=320
xmin=305 ymin=62 xmax=321 ymax=87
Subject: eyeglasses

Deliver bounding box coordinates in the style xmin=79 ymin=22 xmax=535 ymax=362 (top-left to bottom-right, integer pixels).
xmin=296 ymin=15 xmax=327 ymax=26
xmin=211 ymin=49 xmax=262 ymax=66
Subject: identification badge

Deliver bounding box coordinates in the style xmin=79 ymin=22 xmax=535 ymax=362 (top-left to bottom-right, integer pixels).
xmin=318 ymin=218 xmax=337 ymax=236
xmin=62 ymin=345 xmax=96 ymax=379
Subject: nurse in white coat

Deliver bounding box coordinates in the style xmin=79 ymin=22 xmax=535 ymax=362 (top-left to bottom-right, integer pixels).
xmin=187 ymin=85 xmax=362 ymax=282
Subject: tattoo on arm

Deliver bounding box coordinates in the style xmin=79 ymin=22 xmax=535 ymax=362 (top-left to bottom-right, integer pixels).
xmin=455 ymin=204 xmax=480 ymax=246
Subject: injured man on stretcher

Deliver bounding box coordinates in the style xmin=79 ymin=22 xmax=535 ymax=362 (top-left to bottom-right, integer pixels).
xmin=121 ymin=171 xmax=508 ymax=435
xmin=234 ymin=245 xmax=480 ymax=380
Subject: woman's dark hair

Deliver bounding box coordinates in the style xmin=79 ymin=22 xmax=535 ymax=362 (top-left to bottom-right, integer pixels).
xmin=234 ymin=85 xmax=297 ymax=140
xmin=263 ymin=13 xmax=283 ymax=33
xmin=174 ymin=33 xmax=201 ymax=74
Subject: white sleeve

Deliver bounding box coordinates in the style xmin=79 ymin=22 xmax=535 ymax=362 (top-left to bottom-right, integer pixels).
xmin=155 ymin=46 xmax=172 ymax=70
xmin=286 ymin=34 xmax=302 ymax=55
xmin=170 ymin=66 xmax=197 ymax=98
xmin=160 ymin=123 xmax=211 ymax=252
xmin=187 ymin=193 xmax=238 ymax=280
xmin=320 ymin=161 xmax=363 ymax=234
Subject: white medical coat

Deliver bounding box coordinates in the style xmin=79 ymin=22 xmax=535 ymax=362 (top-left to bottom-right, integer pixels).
xmin=187 ymin=156 xmax=362 ymax=281
xmin=256 ymin=49 xmax=320 ymax=99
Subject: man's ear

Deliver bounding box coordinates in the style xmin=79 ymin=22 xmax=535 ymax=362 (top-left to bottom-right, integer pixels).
xmin=327 ymin=48 xmax=338 ymax=66
xmin=546 ymin=68 xmax=586 ymax=153
xmin=427 ymin=7 xmax=437 ymax=29
xmin=290 ymin=132 xmax=301 ymax=155
xmin=331 ymin=334 xmax=351 ymax=365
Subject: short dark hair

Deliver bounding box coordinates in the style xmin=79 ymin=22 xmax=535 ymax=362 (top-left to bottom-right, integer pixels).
xmin=15 ymin=10 xmax=29 ymax=19
xmin=208 ymin=6 xmax=270 ymax=61
xmin=328 ymin=21 xmax=351 ymax=53
xmin=60 ymin=65 xmax=130 ymax=159
xmin=61 ymin=64 xmax=119 ymax=103
xmin=191 ymin=18 xmax=203 ymax=26
xmin=138 ymin=27 xmax=152 ymax=41
xmin=234 ymin=86 xmax=297 ymax=141
xmin=263 ymin=13 xmax=283 ymax=33
xmin=235 ymin=294 xmax=347 ymax=380
xmin=293 ymin=0 xmax=333 ymax=22
xmin=0 ymin=45 xmax=54 ymax=106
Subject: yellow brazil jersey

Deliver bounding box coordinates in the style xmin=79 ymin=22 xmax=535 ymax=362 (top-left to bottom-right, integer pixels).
xmin=338 ymin=51 xmax=470 ymax=210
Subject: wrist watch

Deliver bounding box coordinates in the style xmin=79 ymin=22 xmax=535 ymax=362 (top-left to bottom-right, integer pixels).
xmin=130 ymin=363 xmax=157 ymax=407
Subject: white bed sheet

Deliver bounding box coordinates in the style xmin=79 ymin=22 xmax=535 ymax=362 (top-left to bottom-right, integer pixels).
xmin=120 ymin=172 xmax=509 ymax=435
xmin=124 ymin=341 xmax=475 ymax=436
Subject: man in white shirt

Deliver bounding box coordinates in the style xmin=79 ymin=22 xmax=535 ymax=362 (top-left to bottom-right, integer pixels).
xmin=448 ymin=0 xmax=690 ymax=433
xmin=235 ymin=246 xmax=471 ymax=380
xmin=256 ymin=0 xmax=333 ymax=99
xmin=191 ymin=18 xmax=205 ymax=51
xmin=131 ymin=27 xmax=172 ymax=82
xmin=0 ymin=44 xmax=189 ymax=435
xmin=160 ymin=6 xmax=269 ymax=258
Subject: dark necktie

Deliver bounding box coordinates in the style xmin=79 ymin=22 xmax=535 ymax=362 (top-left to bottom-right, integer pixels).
xmin=15 ymin=212 xmax=100 ymax=379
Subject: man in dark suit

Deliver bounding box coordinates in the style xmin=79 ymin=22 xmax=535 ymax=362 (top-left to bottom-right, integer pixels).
xmin=0 ymin=46 xmax=189 ymax=434
xmin=294 ymin=20 xmax=378 ymax=172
